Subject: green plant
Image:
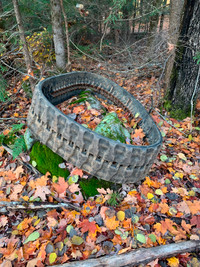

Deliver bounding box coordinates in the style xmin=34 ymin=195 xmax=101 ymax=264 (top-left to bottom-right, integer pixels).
xmin=194 ymin=52 xmax=200 ymax=64
xmin=0 ymin=123 xmax=26 ymax=159
xmin=0 ymin=72 xmax=9 ymax=103
xmin=107 ymin=191 xmax=122 ymax=206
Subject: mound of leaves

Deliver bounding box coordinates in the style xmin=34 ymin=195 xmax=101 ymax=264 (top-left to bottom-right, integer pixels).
xmin=57 ymin=90 xmax=149 ymax=146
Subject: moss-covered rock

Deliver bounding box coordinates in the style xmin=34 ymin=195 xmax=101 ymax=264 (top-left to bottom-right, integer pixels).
xmin=30 ymin=141 xmax=69 ymax=178
xmin=94 ymin=112 xmax=130 ymax=143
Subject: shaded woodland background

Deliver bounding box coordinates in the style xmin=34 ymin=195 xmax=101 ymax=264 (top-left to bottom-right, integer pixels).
xmin=0 ymin=0 xmax=200 ymax=120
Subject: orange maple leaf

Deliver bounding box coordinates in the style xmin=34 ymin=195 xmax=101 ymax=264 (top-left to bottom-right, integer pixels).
xmin=79 ymin=219 xmax=97 ymax=234
xmin=53 ymin=177 xmax=69 ymax=195
xmin=143 ymin=176 xmax=161 ymax=189
xmin=71 ymin=168 xmax=83 ymax=178
xmin=186 ymin=200 xmax=200 ymax=215
xmin=105 ymin=216 xmax=119 ymax=230
xmin=132 ymin=128 xmax=145 ymax=139
xmin=159 ymin=203 xmax=169 ymax=214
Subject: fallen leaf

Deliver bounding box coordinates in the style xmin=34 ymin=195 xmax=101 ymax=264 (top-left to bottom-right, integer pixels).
xmin=105 ymin=216 xmax=119 ymax=230
xmin=167 ymin=256 xmax=179 ymax=267
xmin=71 ymin=236 xmax=84 ymax=245
xmin=32 ymin=186 xmax=51 ymax=201
xmin=23 ymin=231 xmax=40 ymax=244
xmin=53 ymin=177 xmax=68 ymax=195
xmin=117 ymin=211 xmax=125 ymax=221
xmin=14 ymin=166 xmax=24 ymax=179
xmin=71 ymin=168 xmax=83 ymax=177
xmin=79 ymin=219 xmax=97 ymax=234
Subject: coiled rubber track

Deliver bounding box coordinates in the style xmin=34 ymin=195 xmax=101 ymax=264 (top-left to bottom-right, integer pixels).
xmin=27 ymin=72 xmax=162 ymax=183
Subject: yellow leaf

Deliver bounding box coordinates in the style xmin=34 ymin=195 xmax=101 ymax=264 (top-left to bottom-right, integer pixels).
xmin=21 ymin=196 xmax=29 ymax=201
xmin=167 ymin=257 xmax=179 ymax=267
xmin=49 ymin=252 xmax=57 ymax=264
xmin=174 ymin=172 xmax=183 ymax=179
xmin=117 ymin=211 xmax=125 ymax=221
xmin=147 ymin=193 xmax=154 ymax=200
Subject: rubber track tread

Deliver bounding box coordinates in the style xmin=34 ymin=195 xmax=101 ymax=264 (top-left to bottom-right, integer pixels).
xmin=27 ymin=72 xmax=162 ymax=183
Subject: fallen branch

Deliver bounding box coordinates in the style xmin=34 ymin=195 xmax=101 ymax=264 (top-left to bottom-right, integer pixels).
xmin=53 ymin=240 xmax=200 ymax=267
xmin=0 ymin=117 xmax=27 ymax=121
xmin=0 ymin=200 xmax=81 ymax=212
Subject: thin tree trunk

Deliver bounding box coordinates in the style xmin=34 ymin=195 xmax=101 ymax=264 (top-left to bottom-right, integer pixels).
xmin=12 ymin=0 xmax=34 ymax=92
xmin=166 ymin=0 xmax=200 ymax=119
xmin=60 ymin=0 xmax=70 ymax=66
xmin=50 ymin=0 xmax=66 ymax=69
xmin=164 ymin=0 xmax=184 ymax=91
xmin=159 ymin=0 xmax=167 ymax=32
xmin=149 ymin=0 xmax=162 ymax=35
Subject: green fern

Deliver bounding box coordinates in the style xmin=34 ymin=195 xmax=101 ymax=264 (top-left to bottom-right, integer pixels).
xmin=0 ymin=123 xmax=26 ymax=158
xmin=12 ymin=135 xmax=27 ymax=159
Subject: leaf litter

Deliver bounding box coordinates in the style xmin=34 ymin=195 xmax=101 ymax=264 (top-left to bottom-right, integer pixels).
xmin=0 ymin=69 xmax=200 ymax=266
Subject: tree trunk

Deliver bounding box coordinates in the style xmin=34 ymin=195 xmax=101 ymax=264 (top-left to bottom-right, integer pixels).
xmin=12 ymin=0 xmax=34 ymax=92
xmin=165 ymin=0 xmax=200 ymax=119
xmin=60 ymin=0 xmax=70 ymax=66
xmin=50 ymin=0 xmax=66 ymax=69
xmin=149 ymin=0 xmax=162 ymax=35
xmin=147 ymin=0 xmax=163 ymax=53
xmin=159 ymin=0 xmax=167 ymax=32
xmin=164 ymin=0 xmax=184 ymax=91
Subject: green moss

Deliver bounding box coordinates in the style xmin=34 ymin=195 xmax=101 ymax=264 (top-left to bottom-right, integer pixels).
xmin=170 ymin=108 xmax=190 ymax=120
xmin=95 ymin=112 xmax=130 ymax=143
xmin=79 ymin=176 xmax=120 ymax=199
xmin=163 ymin=99 xmax=190 ymax=120
xmin=30 ymin=141 xmax=69 ymax=178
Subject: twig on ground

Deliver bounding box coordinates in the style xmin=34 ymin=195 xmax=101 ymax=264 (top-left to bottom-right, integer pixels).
xmin=2 ymin=144 xmax=40 ymax=176
xmin=0 ymin=201 xmax=81 ymax=212
xmin=51 ymin=240 xmax=200 ymax=267
xmin=153 ymin=109 xmax=187 ymax=137
xmin=0 ymin=117 xmax=27 ymax=121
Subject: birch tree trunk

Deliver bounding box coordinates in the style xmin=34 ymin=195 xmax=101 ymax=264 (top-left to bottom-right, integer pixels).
xmin=12 ymin=0 xmax=34 ymax=92
xmin=50 ymin=0 xmax=66 ymax=69
xmin=165 ymin=0 xmax=200 ymax=119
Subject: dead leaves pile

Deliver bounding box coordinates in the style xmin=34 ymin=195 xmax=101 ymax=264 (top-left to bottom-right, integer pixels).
xmin=0 ymin=111 xmax=200 ymax=267
xmin=57 ymin=92 xmax=148 ymax=146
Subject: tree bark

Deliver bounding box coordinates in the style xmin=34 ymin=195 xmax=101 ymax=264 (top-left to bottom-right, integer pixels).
xmin=165 ymin=0 xmax=200 ymax=119
xmin=53 ymin=240 xmax=200 ymax=267
xmin=50 ymin=0 xmax=66 ymax=69
xmin=60 ymin=0 xmax=70 ymax=66
xmin=149 ymin=0 xmax=162 ymax=35
xmin=164 ymin=0 xmax=184 ymax=91
xmin=12 ymin=0 xmax=34 ymax=92
xmin=159 ymin=0 xmax=167 ymax=32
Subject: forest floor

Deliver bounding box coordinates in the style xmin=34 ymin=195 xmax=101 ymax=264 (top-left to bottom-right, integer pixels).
xmin=0 ymin=56 xmax=200 ymax=267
